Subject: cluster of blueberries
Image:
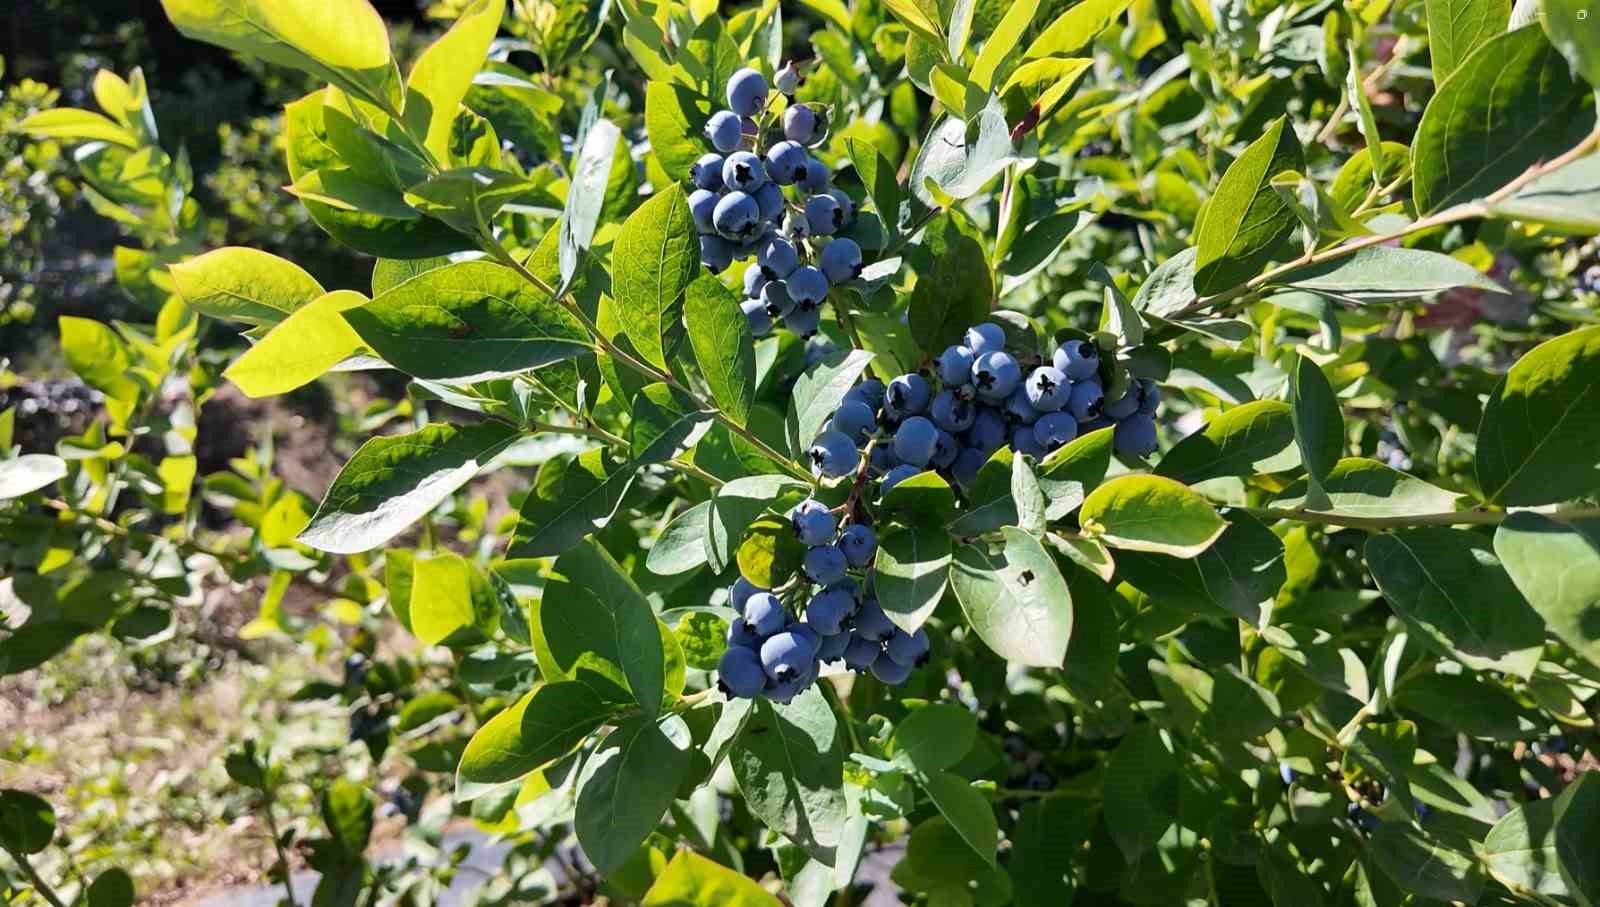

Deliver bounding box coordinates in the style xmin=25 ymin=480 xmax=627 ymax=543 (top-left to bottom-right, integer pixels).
xmin=715 ymin=500 xmax=930 ymax=703
xmin=690 ymin=64 xmax=863 ymax=337
xmin=804 ymin=322 xmax=1162 ymax=489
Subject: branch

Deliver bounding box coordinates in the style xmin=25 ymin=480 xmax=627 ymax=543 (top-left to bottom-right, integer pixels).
xmin=3 ymin=847 xmax=70 ymax=907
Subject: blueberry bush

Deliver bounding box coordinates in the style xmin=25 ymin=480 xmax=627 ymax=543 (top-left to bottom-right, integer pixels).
xmin=5 ymin=0 xmax=1600 ymax=904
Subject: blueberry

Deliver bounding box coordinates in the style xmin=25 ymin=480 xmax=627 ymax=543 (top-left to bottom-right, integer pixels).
xmin=741 ymin=299 xmax=773 ymax=336
xmin=1103 ymin=386 xmax=1141 ymax=420
xmin=787 ymin=265 xmax=829 ymax=306
xmin=1011 ymin=425 xmax=1047 ymax=458
xmin=1004 ymin=387 xmax=1040 ymax=424
xmin=868 ymin=443 xmax=898 ymax=477
xmin=870 ymin=652 xmax=914 ymax=684
xmin=817 ymin=630 xmax=851 ymax=661
xmin=726 ymin=67 xmax=768 ymax=116
xmin=765 ymin=140 xmax=808 ymax=185
xmin=937 ymin=345 xmax=975 ymax=386
xmin=806 ymin=337 xmax=839 ymax=367
xmin=964 ymin=323 xmax=1006 ymax=355
xmin=699 ymin=235 xmax=735 ymax=272
xmin=774 ymin=60 xmax=802 ymax=95
xmin=819 ymin=237 xmax=863 ymax=283
xmin=1114 ymin=414 xmax=1158 ymax=457
xmin=886 ymin=627 xmax=930 ymax=666
xmin=845 ymin=379 xmax=887 ymax=411
xmin=757 ymin=237 xmax=800 ymax=278
xmin=721 ymin=151 xmax=767 ymax=193
xmin=726 ymin=616 xmax=762 ymax=651
xmin=754 ymin=181 xmax=785 ymax=221
xmin=760 ymin=630 xmax=818 ymax=681
xmin=1034 ymin=412 xmax=1077 ymax=449
xmin=742 ymin=263 xmax=769 ymax=297
xmin=789 ymin=622 xmax=823 ymax=656
xmin=804 ymin=544 xmax=849 ymax=585
xmin=1024 ymin=366 xmax=1071 ymax=412
xmin=837 ymin=524 xmax=877 ymax=567
xmin=804 ymin=194 xmax=843 ymax=236
xmin=1279 ymin=763 xmax=1297 ymax=785
xmin=713 ymin=191 xmax=760 ymax=240
xmin=740 ymin=115 xmax=759 ymax=139
xmin=885 ymin=373 xmax=932 ymax=418
xmin=761 ymin=280 xmax=794 ymax=317
xmin=1067 ymin=380 xmax=1105 ymax=422
xmin=894 ymin=415 xmax=939 ymax=466
xmin=790 ymin=499 xmax=836 ymax=545
xmin=688 ymin=188 xmax=718 ymax=233
xmin=1136 ymin=378 xmax=1161 ymax=416
xmin=843 ymin=635 xmax=881 ymax=671
xmin=1053 ymin=339 xmax=1100 ymax=380
xmin=796 ymin=157 xmax=830 ymax=193
xmin=785 ymin=304 xmax=822 ymax=337
xmin=971 ymin=351 xmax=1022 ymax=402
xmin=854 ymin=599 xmax=896 ymax=640
xmin=827 ymin=188 xmax=855 ymax=226
xmin=808 ymin=429 xmax=859 ymax=478
xmin=927 ymin=430 xmax=956 ymax=468
xmin=784 ymin=104 xmax=822 ymax=144
xmin=831 ymin=399 xmax=877 ymax=446
xmin=717 ymin=645 xmax=768 ymax=697
xmin=805 ymin=587 xmax=856 ymax=634
xmin=706 ymin=110 xmax=742 ymax=152
xmin=730 ymin=577 xmax=764 ymax=612
xmin=690 ymin=152 xmax=724 ymax=190
xmin=952 ymin=447 xmax=987 ymax=488
xmin=964 ymin=406 xmax=1007 ymax=454
xmin=743 ymin=591 xmax=788 ymax=636
xmin=930 ymin=390 xmax=976 ymax=433
xmin=880 ymin=463 xmax=922 ymax=495
xmin=1584 ymin=264 xmax=1600 ymax=293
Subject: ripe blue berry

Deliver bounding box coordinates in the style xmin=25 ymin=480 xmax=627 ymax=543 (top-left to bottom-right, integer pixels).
xmin=1114 ymin=414 xmax=1158 ymax=457
xmin=722 ymin=151 xmax=766 ymax=192
xmin=1005 ymin=387 xmax=1040 ymax=424
xmin=726 ymin=617 xmax=762 ymax=650
xmin=885 ymin=373 xmax=932 ymax=418
xmin=784 ymin=104 xmax=822 ymax=144
xmin=688 ymin=188 xmax=718 ymax=233
xmin=774 ymin=61 xmax=802 ymax=95
xmin=699 ymin=235 xmax=735 ymax=272
xmin=796 ymin=157 xmax=830 ymax=193
xmin=717 ymin=645 xmax=768 ymax=697
xmin=931 ymin=390 xmax=976 ymax=433
xmin=785 ymin=304 xmax=822 ymax=337
xmin=1025 ymin=366 xmax=1071 ymax=412
xmin=854 ymin=599 xmax=895 ymax=640
xmin=845 ymin=379 xmax=887 ymax=411
xmin=937 ymin=345 xmax=975 ymax=386
xmin=730 ymin=577 xmax=764 ymax=612
xmin=886 ymin=628 xmax=930 ymax=666
xmin=971 ymin=351 xmax=1022 ymax=402
xmin=1067 ymin=379 xmax=1105 ymax=422
xmin=819 ymin=237 xmax=863 ymax=283
xmin=804 ymin=194 xmax=843 ymax=236
xmin=760 ymin=280 xmax=794 ymax=317
xmin=964 ymin=323 xmax=1006 ymax=355
xmin=1034 ymin=412 xmax=1077 ymax=450
xmin=805 ymin=587 xmax=856 ymax=634
xmin=743 ymin=591 xmax=787 ymax=636
xmin=760 ymin=630 xmax=818 ymax=681
xmin=952 ymin=447 xmax=987 ymax=488
xmin=1103 ymin=386 xmax=1140 ymax=420
xmin=754 ymin=182 xmax=784 ymax=221
xmin=817 ymin=631 xmax=851 ymax=661
xmin=871 ymin=652 xmax=914 ymax=684
xmin=741 ymin=298 xmax=772 ymax=336
xmin=743 ymin=264 xmax=768 ymax=298
xmin=808 ymin=429 xmax=859 ymax=478
xmin=837 ymin=524 xmax=877 ymax=567
xmin=713 ymin=191 xmax=760 ymax=240
xmin=894 ymin=416 xmax=939 ymax=466
xmin=806 ymin=337 xmax=838 ymax=367
xmin=726 ymin=67 xmax=768 ymax=116
xmin=765 ymin=140 xmax=808 ymax=185
xmin=880 ymin=463 xmax=921 ymax=494
xmin=1136 ymin=378 xmax=1161 ymax=416
xmin=706 ymin=110 xmax=742 ymax=152
xmin=842 ymin=635 xmax=881 ymax=670
xmin=690 ymin=153 xmax=724 ymax=190
xmin=1011 ymin=426 xmax=1047 ymax=458
xmin=790 ymin=499 xmax=836 ymax=545
xmin=828 ymin=188 xmax=855 ymax=225
xmin=831 ymin=398 xmax=878 ymax=445
xmin=787 ymin=265 xmax=829 ymax=306
xmin=1053 ymin=339 xmax=1100 ymax=380
xmin=868 ymin=443 xmax=897 ymax=477
xmin=757 ymin=237 xmax=800 ymax=278
xmin=965 ymin=407 xmax=1007 ymax=453
xmin=804 ymin=544 xmax=849 ymax=585
xmin=932 ymin=430 xmax=960 ymax=468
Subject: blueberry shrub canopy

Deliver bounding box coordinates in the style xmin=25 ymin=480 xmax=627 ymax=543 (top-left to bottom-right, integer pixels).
xmin=5 ymin=0 xmax=1600 ymax=904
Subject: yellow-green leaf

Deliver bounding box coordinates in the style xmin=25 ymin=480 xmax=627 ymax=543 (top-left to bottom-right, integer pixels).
xmin=224 ymin=290 xmax=367 ymax=397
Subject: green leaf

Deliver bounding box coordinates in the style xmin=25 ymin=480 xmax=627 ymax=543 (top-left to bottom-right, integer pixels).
xmin=17 ymin=108 xmax=139 ymax=148
xmin=1366 ymin=528 xmax=1545 ymax=677
xmin=1483 ymin=795 xmax=1569 ymax=899
xmin=642 ymin=849 xmax=783 ymax=906
xmin=874 ymin=525 xmax=953 ymax=633
xmin=1554 ymin=775 xmax=1600 ymax=901
xmin=1207 ymin=666 xmax=1281 ymax=740
xmin=169 ymin=246 xmax=325 ymax=327
xmin=300 ymin=421 xmax=519 ymax=554
xmin=86 ymin=868 xmax=136 ymax=907
xmin=629 ymin=383 xmax=713 ymax=466
xmin=683 ymin=275 xmax=756 ymax=427
xmin=1486 ymin=152 xmax=1600 ymax=231
xmin=1155 ymin=400 xmax=1296 ymax=485
xmin=647 ymin=500 xmax=712 ymax=576
xmin=1130 ymin=248 xmax=1199 ymax=318
xmin=1037 ymin=426 xmax=1114 ymax=520
xmin=1543 ymin=0 xmax=1600 ymax=88
xmin=1369 ymin=823 xmax=1484 ymax=903
xmin=847 ymin=138 xmax=903 ymax=244
xmin=908 ymin=94 xmax=1016 ymax=205
xmin=409 ymin=551 xmax=498 ymax=645
xmin=58 ymin=317 xmax=138 ymax=403
xmin=561 ymin=115 xmax=621 ymax=286
xmin=730 ymin=688 xmax=849 ymax=865
xmin=1021 ymin=0 xmax=1132 ymax=59
xmin=878 ymin=471 xmax=958 ymax=524
xmin=1101 ymin=723 xmax=1177 ymax=862
xmin=0 ymin=622 xmax=89 ymax=676
xmin=1425 ymin=0 xmax=1509 ymax=83
xmin=224 ymin=289 xmax=367 ymax=398
xmin=737 ymin=516 xmax=808 ymax=589
xmin=1494 ymin=513 xmax=1600 ymax=670
xmin=1288 ymin=354 xmax=1343 ymax=509
xmin=1080 ymin=475 xmax=1227 ymax=557
xmin=543 ymin=538 xmax=665 ymax=713
xmin=0 ymin=454 xmax=69 ymax=500
xmin=1412 ymin=25 xmax=1595 ymax=215
xmin=403 ymin=166 xmax=535 ymax=235
xmin=1273 ymin=457 xmax=1462 ymax=518
xmin=576 ymin=713 xmax=694 ymax=872
xmin=894 ymin=703 xmax=978 ymax=773
xmin=289 ymin=166 xmax=474 ymax=259
xmin=1193 ymin=117 xmax=1304 ymax=295
xmin=456 ymin=681 xmax=611 ymax=792
xmin=1341 ymin=719 xmax=1417 ymax=818
xmin=1476 ymin=325 xmax=1600 ymax=505
xmin=1115 ymin=509 xmax=1286 ymax=627
xmin=404 ymin=0 xmax=505 ymax=161
xmin=948 ymin=447 xmax=1017 ymax=535
xmin=1273 ymin=246 xmax=1505 ymax=300
xmin=0 ymin=789 xmax=56 ymax=854
xmin=643 ymin=81 xmax=713 ymax=176
xmin=970 ymin=0 xmax=1039 ymax=89
xmin=611 ymin=184 xmax=698 ymax=372
xmin=950 ymin=527 xmax=1072 ymax=667
xmin=344 ymin=260 xmax=590 ymax=382
xmin=510 ymin=448 xmax=635 ymax=558
xmin=1011 ymin=800 xmax=1094 ymax=907
xmin=921 ymin=772 xmax=997 ymax=867
xmin=705 ymin=475 xmax=808 ymax=574
xmin=787 ymin=349 xmax=875 ymax=457
xmin=907 ymin=214 xmax=994 ymax=356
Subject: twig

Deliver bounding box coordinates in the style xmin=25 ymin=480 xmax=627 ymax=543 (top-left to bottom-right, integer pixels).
xmin=3 ymin=847 xmax=70 ymax=907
